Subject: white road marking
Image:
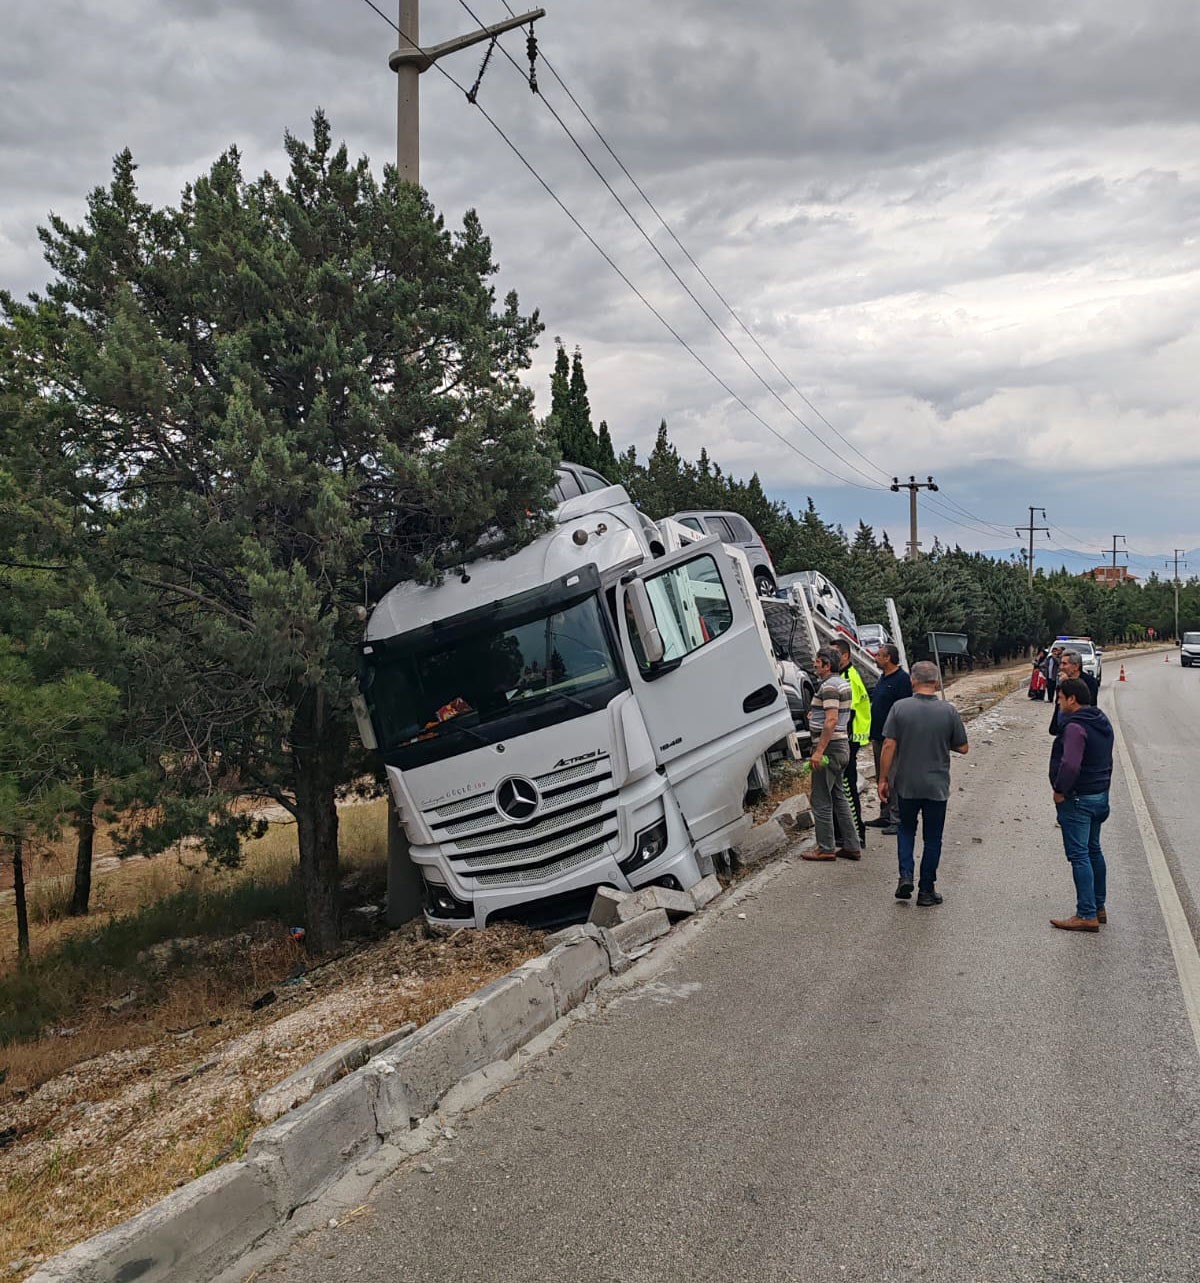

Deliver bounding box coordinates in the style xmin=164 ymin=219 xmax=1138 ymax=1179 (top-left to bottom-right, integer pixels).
xmin=1109 ymin=684 xmax=1200 ymax=1060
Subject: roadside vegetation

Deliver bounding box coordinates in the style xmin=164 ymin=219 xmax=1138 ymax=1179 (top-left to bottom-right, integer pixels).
xmin=0 ymin=800 xmax=542 ymax=1276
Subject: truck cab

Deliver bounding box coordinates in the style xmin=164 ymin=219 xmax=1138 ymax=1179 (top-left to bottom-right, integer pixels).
xmin=359 ymin=485 xmax=793 ymax=928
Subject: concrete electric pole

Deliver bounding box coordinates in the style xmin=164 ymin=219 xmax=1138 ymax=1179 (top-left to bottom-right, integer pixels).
xmin=388 ymin=0 xmax=546 ymax=184
xmin=1015 ymin=507 xmax=1049 ymax=588
xmin=383 ymin=0 xmax=544 ymax=925
xmin=890 ymin=476 xmax=938 ymax=562
xmin=1109 ymin=534 xmax=1127 ymax=574
xmin=1168 ymin=549 xmax=1188 ymax=641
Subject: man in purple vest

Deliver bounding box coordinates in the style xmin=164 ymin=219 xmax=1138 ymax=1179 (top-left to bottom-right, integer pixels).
xmin=1048 ymin=677 xmax=1115 ymax=933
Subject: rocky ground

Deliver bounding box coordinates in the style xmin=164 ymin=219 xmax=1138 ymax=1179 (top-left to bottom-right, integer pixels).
xmin=0 ymin=922 xmax=542 ymax=1276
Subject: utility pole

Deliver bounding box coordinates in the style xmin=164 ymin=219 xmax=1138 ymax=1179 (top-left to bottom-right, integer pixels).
xmin=1109 ymin=534 xmax=1127 ymax=574
xmin=891 ymin=476 xmax=938 ymax=562
xmin=1015 ymin=507 xmax=1049 ymax=588
xmin=1168 ymin=549 xmax=1188 ymax=641
xmin=388 ymin=0 xmax=546 ymax=184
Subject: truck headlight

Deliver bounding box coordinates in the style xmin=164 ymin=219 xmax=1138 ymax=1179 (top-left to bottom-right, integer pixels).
xmin=620 ymin=819 xmax=669 ymax=874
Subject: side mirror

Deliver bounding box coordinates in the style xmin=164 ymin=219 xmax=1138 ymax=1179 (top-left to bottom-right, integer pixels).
xmin=626 ymin=579 xmax=665 ymax=665
xmin=351 ymin=689 xmax=378 ymax=752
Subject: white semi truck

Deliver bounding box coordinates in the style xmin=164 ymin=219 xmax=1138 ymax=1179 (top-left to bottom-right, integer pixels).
xmin=356 ymin=483 xmax=794 ymax=929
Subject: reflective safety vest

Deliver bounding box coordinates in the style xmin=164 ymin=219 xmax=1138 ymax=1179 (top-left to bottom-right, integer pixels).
xmin=845 ymin=664 xmax=871 ymax=746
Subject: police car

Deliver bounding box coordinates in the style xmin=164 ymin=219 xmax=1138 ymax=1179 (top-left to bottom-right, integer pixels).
xmin=1056 ymin=637 xmax=1103 ymax=684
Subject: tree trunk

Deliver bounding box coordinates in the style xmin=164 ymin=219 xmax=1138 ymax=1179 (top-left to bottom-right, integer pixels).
xmin=293 ymin=753 xmax=341 ymax=953
xmin=69 ymin=782 xmax=99 ymax=916
xmin=12 ymin=835 xmax=30 ymax=961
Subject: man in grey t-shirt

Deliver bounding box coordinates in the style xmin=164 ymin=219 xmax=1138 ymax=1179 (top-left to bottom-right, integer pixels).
xmin=878 ymin=661 xmax=969 ymax=905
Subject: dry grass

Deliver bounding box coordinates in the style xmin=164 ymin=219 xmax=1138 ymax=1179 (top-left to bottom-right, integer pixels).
xmin=751 ymin=760 xmax=812 ymax=823
xmin=0 ymin=922 xmax=542 ymax=1274
xmin=0 ymin=801 xmax=390 ymax=1072
xmin=0 ymin=794 xmax=550 ymax=1276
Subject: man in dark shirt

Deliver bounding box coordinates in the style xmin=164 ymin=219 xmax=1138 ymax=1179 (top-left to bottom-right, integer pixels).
xmin=1048 ymin=650 xmax=1099 ymax=734
xmin=865 ymin=644 xmax=911 ymax=835
xmin=1048 ymin=677 xmax=1114 ymax=933
xmin=879 ymin=662 xmax=969 ymax=906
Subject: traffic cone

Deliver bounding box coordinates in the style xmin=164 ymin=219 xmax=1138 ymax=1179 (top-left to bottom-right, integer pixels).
xmin=1165 ymin=653 xmax=1170 ymax=663
xmin=1119 ymin=664 xmax=1126 ymax=682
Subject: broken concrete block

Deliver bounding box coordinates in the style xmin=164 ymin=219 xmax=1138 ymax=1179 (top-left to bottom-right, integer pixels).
xmin=247 ymin=1071 xmax=380 ymax=1213
xmin=587 ymin=885 xmax=631 ymax=928
xmin=607 ymin=907 xmax=671 ymax=953
xmin=735 ymin=818 xmax=787 ymax=865
xmin=252 ymin=1037 xmax=371 ymax=1123
xmin=689 ymin=873 xmax=723 ymax=909
xmin=545 ymin=922 xmax=602 ymax=948
xmin=771 ymin=794 xmax=812 ymax=832
xmin=543 ymin=935 xmax=611 ymax=1014
xmin=626 ymin=885 xmax=696 ymax=920
xmin=367 ymin=1006 xmax=488 ymax=1132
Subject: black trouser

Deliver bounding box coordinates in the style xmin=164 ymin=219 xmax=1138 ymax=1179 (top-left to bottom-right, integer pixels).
xmin=847 ymin=741 xmax=865 ymax=843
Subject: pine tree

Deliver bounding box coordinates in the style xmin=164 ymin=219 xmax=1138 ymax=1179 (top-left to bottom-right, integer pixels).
xmin=0 ymin=114 xmax=553 ymax=950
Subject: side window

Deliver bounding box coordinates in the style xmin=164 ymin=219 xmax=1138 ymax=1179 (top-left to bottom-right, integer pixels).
xmin=554 ymin=469 xmax=583 ymax=501
xmin=642 ymin=555 xmax=733 ymax=663
xmin=580 ymin=469 xmax=610 ymax=492
xmin=729 ymin=515 xmax=756 ymax=542
xmin=707 ymin=515 xmax=737 ymax=542
xmin=678 ymin=516 xmax=705 ymax=533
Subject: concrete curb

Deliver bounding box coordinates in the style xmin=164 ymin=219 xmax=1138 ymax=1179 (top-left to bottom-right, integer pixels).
xmin=26 ymin=878 xmax=732 ymax=1283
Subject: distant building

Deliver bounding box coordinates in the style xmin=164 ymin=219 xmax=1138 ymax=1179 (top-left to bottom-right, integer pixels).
xmin=1082 ymin=565 xmax=1139 ymax=587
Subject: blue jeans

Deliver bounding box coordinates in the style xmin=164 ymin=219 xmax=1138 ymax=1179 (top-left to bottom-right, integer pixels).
xmin=897 ymin=798 xmax=947 ymax=892
xmin=1055 ymin=791 xmax=1109 ymax=919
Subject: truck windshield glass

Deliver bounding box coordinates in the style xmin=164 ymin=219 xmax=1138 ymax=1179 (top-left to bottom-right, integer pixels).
xmin=366 ymin=596 xmax=622 ymax=753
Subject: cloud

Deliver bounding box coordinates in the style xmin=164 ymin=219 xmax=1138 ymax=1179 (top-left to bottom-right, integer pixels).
xmin=2 ymin=0 xmax=1200 ymax=555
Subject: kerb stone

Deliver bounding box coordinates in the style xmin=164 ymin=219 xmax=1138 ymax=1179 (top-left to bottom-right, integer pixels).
xmin=25 ymin=1160 xmax=277 ymax=1283
xmin=587 ymin=885 xmax=630 ymax=928
xmin=689 ymin=873 xmax=723 ymax=909
xmin=627 ymin=885 xmax=696 ymax=920
xmin=466 ymin=963 xmax=558 ymax=1063
xmin=247 ymin=1069 xmax=379 ymax=1213
xmin=606 ymin=907 xmax=671 ymax=953
xmin=367 ymin=1006 xmax=487 ymax=1133
xmin=735 ymin=818 xmax=787 ymax=865
xmin=252 ymin=1037 xmax=370 ymax=1122
xmin=543 ymin=936 xmax=611 ymax=1014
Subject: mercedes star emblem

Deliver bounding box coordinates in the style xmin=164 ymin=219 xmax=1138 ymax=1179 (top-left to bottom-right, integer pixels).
xmin=495 ymin=776 xmax=540 ymax=822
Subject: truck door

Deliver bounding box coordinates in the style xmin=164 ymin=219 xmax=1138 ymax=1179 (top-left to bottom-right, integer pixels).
xmin=618 ymin=542 xmax=793 ymax=846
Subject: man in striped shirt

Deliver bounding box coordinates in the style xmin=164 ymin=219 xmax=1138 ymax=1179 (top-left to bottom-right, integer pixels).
xmin=801 ymin=647 xmax=863 ymax=861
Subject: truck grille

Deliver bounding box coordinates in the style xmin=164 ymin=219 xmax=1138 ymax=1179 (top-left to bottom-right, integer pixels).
xmin=423 ymin=755 xmax=618 ymax=879
xmin=472 ymin=841 xmax=609 ymax=888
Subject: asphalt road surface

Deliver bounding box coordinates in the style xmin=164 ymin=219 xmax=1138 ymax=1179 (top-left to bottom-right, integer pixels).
xmin=262 ymin=652 xmax=1200 ymax=1282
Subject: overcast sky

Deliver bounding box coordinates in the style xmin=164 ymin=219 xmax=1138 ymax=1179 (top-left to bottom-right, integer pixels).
xmin=3 ymin=0 xmax=1199 ymax=570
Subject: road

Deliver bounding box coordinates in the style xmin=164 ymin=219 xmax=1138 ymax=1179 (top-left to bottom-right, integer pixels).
xmin=261 ymin=652 xmax=1200 ymax=1282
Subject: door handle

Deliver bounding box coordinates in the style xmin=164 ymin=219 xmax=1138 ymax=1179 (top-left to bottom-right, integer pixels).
xmin=742 ymin=684 xmax=780 ymax=713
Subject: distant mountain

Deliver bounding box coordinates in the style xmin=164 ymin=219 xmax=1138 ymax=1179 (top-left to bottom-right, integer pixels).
xmin=979 ymin=546 xmax=1200 ymax=579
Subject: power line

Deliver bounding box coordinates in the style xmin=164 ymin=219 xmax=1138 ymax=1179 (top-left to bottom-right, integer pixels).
xmin=491 ymin=0 xmax=896 ymax=486
xmin=453 ymin=0 xmax=885 ymax=491
xmin=354 ymin=0 xmax=879 ymax=490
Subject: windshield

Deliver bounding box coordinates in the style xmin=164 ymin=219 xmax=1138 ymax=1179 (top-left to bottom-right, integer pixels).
xmin=859 ymin=625 xmax=885 ymax=642
xmin=1184 ymin=633 xmax=1200 ymax=644
xmin=363 ymin=593 xmax=624 ymax=765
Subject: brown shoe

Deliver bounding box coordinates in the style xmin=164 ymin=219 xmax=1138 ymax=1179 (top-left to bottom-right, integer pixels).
xmin=801 ymin=849 xmax=838 ymax=861
xmin=1050 ymin=915 xmax=1100 ymax=933
xmin=1096 ymin=909 xmax=1107 ymax=924
xmin=836 ymin=849 xmax=862 ymax=860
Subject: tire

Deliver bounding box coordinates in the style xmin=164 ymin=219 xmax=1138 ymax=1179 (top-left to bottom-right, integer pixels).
xmin=754 ymin=571 xmax=777 ymax=598
xmin=759 ymin=598 xmax=816 ymax=674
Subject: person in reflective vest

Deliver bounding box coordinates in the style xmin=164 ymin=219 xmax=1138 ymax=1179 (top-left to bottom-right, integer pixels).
xmin=835 ymin=639 xmax=871 ymax=846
